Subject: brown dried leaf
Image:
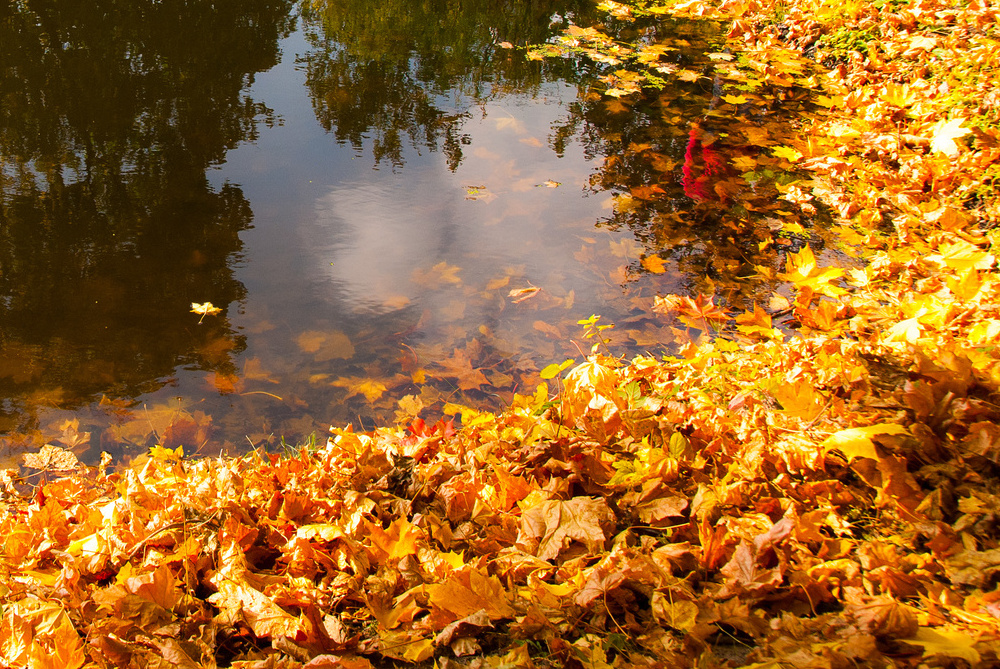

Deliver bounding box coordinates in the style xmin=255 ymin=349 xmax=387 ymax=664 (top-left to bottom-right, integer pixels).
xmin=516 ymin=497 xmax=614 ymax=561
xmin=22 ymin=445 xmax=79 ymax=471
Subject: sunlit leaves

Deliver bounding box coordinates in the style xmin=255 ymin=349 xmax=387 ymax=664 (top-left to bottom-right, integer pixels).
xmin=880 ymin=81 xmax=916 ymax=108
xmin=208 ymin=542 xmax=303 ymax=639
xmin=516 ymin=497 xmax=614 ymax=561
xmin=926 ymin=239 xmax=995 ymax=272
xmin=929 ymin=117 xmax=971 ymax=156
xmin=907 ymin=627 xmax=981 ymax=665
xmin=819 ymin=424 xmax=909 ymax=461
xmin=7 ymin=1 xmax=1000 ymax=668
xmin=654 ymin=293 xmax=729 ymax=332
xmin=735 ymin=303 xmax=779 ymax=339
xmin=540 ymin=358 xmax=575 ymax=379
xmin=0 ymin=601 xmax=86 ymax=669
xmin=777 ymin=245 xmax=846 ymax=298
xmin=771 ymin=145 xmax=802 ymax=162
xmin=22 ymin=445 xmax=79 ymax=471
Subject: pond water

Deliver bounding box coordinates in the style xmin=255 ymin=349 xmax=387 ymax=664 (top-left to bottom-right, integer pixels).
xmin=0 ymin=1 xmax=815 ymax=464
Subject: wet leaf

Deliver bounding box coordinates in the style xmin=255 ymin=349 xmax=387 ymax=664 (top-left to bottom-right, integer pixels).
xmin=433 ymin=347 xmax=490 ymax=390
xmin=297 ymin=330 xmax=356 ymax=361
xmin=641 ymin=255 xmax=667 ymax=273
xmin=22 ymin=445 xmax=79 ymax=471
xmin=331 ymin=377 xmax=388 ymax=402
xmin=412 ymin=261 xmax=462 ymax=287
xmin=190 ymin=301 xmax=222 ymax=323
xmin=509 ymin=286 xmax=540 ymax=303
xmin=771 ymin=145 xmax=803 ymax=162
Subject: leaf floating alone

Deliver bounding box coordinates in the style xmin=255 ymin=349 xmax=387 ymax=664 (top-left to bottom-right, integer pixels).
xmin=190 ymin=301 xmax=222 ymax=323
xmin=465 ymin=185 xmax=497 ymax=202
xmin=536 ymin=179 xmax=561 ymax=188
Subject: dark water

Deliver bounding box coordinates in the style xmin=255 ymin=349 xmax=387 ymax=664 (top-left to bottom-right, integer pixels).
xmin=0 ymin=1 xmax=814 ymax=464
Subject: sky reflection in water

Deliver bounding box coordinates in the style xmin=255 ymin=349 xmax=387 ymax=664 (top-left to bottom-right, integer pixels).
xmin=0 ymin=1 xmax=755 ymax=463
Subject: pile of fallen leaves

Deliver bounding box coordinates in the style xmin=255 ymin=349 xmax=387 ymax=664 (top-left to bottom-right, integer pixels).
xmin=5 ymin=0 xmax=1000 ymax=667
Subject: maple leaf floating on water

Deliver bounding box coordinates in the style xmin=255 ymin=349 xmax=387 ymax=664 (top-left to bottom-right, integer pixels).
xmin=190 ymin=301 xmax=222 ymax=323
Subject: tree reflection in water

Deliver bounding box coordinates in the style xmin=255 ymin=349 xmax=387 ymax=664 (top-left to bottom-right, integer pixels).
xmin=0 ymin=1 xmax=295 ymax=441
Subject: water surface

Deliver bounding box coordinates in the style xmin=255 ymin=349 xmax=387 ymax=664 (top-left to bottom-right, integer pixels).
xmin=0 ymin=1 xmax=813 ymax=463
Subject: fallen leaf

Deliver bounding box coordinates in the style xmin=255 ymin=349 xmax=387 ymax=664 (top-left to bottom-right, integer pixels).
xmin=930 ymin=118 xmax=970 ymax=156
xmin=819 ymin=424 xmax=909 ymax=461
xmin=641 ymin=255 xmax=667 ymax=273
xmin=516 ymin=497 xmax=614 ymax=561
xmin=412 ymin=262 xmax=462 ymax=288
xmin=22 ymin=445 xmax=79 ymax=471
xmin=190 ymin=302 xmax=222 ymax=323
xmin=906 ymin=627 xmax=980 ymax=665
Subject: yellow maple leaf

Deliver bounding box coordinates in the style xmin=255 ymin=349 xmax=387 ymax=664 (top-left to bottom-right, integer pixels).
xmin=815 ymin=95 xmax=843 ymax=108
xmin=778 ymin=245 xmax=846 ymax=297
xmin=190 ymin=301 xmax=222 ymax=323
xmin=930 ymin=118 xmax=970 ymax=156
xmin=732 ymin=155 xmax=758 ymax=172
xmin=885 ymin=316 xmax=923 ymax=345
xmin=722 ymin=93 xmax=748 ymax=104
xmin=927 ymin=240 xmax=995 ymax=272
xmin=735 ymin=303 xmax=778 ymax=338
xmin=880 ymin=81 xmax=917 ymax=108
xmin=771 ymin=145 xmax=803 ymax=162
xmin=149 ymin=444 xmax=184 ymax=462
xmin=652 ymin=594 xmax=699 ymax=631
xmin=540 ymin=358 xmax=576 ymax=379
xmin=819 ymin=424 xmax=909 ymax=461
xmin=906 ymin=627 xmax=980 ymax=665
xmin=641 ymin=255 xmax=667 ymax=273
